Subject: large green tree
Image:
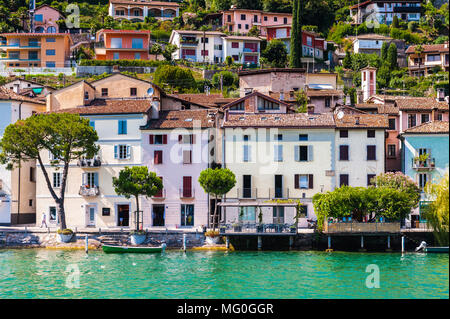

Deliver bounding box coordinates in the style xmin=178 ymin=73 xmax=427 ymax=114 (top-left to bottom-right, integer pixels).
xmin=424 ymin=174 xmax=449 ymax=246
xmin=113 ymin=166 xmax=163 ymax=231
xmin=0 ymin=113 xmax=99 ymax=230
xmin=263 ymin=39 xmax=288 ymax=68
xmin=198 ymin=168 xmax=236 ymax=231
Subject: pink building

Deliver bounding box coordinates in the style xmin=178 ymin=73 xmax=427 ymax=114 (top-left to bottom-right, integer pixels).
xmin=141 ymin=109 xmax=219 ymax=229
xmin=222 ymin=8 xmax=292 ymax=36
xmin=33 ymin=5 xmax=64 ymax=33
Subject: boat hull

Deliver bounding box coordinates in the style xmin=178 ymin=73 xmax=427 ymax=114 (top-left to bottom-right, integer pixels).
xmin=102 ymin=244 xmax=165 ymax=254
xmin=425 ymin=247 xmax=449 ymax=253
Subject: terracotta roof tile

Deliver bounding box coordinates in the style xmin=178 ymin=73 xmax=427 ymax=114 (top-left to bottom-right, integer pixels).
xmin=110 ymin=0 xmax=179 ymax=6
xmin=371 ymin=95 xmax=449 ymax=111
xmin=405 ymin=43 xmax=449 ymax=54
xmin=306 ymin=89 xmax=344 ymax=97
xmin=402 ymin=121 xmax=449 ymax=134
xmin=335 ymin=114 xmax=389 ymax=129
xmin=142 ymin=110 xmax=217 ymax=129
xmin=0 ymin=87 xmax=46 ymax=104
xmin=222 ymin=113 xmax=335 ymax=128
xmin=48 ymin=98 xmax=152 ymax=115
xmin=168 ymin=94 xmax=237 ymax=108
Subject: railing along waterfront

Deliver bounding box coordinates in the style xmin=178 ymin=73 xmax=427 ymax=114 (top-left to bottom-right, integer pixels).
xmin=220 ymin=223 xmax=299 ymax=234
xmin=324 ymin=222 xmax=401 ymax=233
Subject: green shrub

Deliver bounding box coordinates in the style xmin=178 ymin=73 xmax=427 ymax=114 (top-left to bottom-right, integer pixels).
xmin=57 ymin=229 xmax=74 ymax=235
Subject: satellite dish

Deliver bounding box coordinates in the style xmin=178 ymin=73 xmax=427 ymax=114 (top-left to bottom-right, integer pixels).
xmin=337 ymin=111 xmax=344 ymax=119
xmin=147 ymin=87 xmax=154 ymax=97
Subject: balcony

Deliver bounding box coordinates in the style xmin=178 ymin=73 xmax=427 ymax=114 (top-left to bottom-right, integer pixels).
xmin=180 ymin=39 xmax=198 ymax=46
xmin=220 ymin=223 xmax=298 ymax=235
xmin=0 ymin=43 xmax=40 ymax=49
xmin=237 ymin=188 xmax=258 ymax=199
xmin=393 ymin=6 xmax=421 ymax=13
xmin=269 ymin=188 xmax=289 ymax=199
xmin=243 ymin=48 xmax=258 ymax=53
xmin=79 ymin=186 xmax=100 ymax=197
xmin=324 ymin=221 xmax=401 ymax=234
xmin=179 ymin=188 xmax=195 ymax=199
xmin=77 ymin=156 xmax=101 ymax=168
xmin=152 ymin=189 xmax=166 ymax=200
xmin=412 ymin=158 xmax=436 ymax=170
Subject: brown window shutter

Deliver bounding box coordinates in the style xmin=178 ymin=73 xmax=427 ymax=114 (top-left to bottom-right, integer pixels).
xmin=294 ymin=174 xmax=299 ymax=189
xmin=308 ymin=174 xmax=314 ymax=189
xmin=154 ymin=151 xmax=158 ymax=164
xmin=178 ymin=135 xmax=182 ymax=143
xmin=189 ymin=150 xmax=192 ymax=163
xmin=163 ymin=134 xmax=167 ymax=144
xmin=191 ymin=134 xmax=195 ymax=144
xmin=149 ymin=134 xmax=154 ymax=144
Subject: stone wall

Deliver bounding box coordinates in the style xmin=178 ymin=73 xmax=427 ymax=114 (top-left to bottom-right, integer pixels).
xmin=76 ymin=66 xmax=158 ymax=77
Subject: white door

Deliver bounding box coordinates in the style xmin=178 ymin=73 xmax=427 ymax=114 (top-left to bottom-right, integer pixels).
xmin=86 ymin=206 xmax=96 ymax=227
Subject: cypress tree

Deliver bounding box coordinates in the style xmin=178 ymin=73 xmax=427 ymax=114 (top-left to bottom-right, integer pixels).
xmin=290 ymin=0 xmax=300 ymax=68
xmin=387 ymin=43 xmax=398 ymax=69
xmin=381 ymin=41 xmax=388 ymax=61
xmin=298 ymin=0 xmax=303 ymax=59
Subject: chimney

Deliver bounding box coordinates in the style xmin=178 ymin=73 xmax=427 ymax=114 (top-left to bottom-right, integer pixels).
xmin=280 ymin=91 xmax=284 ymax=101
xmin=151 ymin=100 xmax=160 ymax=119
xmin=355 ymin=116 xmax=360 ymax=125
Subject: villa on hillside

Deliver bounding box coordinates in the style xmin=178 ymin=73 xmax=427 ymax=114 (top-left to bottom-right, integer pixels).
xmin=108 ymin=0 xmax=180 ymax=22
xmin=406 ymin=43 xmax=450 ymax=77
xmin=94 ymin=29 xmax=151 ymax=60
xmin=349 ymin=0 xmax=421 ymax=25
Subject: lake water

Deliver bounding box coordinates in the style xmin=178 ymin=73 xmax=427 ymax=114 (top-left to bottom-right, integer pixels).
xmin=0 ymin=249 xmax=448 ymax=299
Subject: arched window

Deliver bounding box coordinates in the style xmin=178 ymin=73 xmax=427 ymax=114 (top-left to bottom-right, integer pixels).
xmin=47 ymin=26 xmax=57 ymax=33
xmin=35 ymin=26 xmax=45 ymax=33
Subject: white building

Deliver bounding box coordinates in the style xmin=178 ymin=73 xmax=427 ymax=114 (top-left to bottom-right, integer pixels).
xmin=169 ymin=30 xmax=261 ymax=65
xmin=350 ymin=1 xmax=421 ymax=25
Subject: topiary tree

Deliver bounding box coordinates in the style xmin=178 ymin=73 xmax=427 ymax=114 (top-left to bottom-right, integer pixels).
xmin=391 ymin=15 xmax=399 ymax=29
xmin=198 ymin=168 xmax=236 ymax=231
xmin=0 ymin=113 xmax=99 ymax=230
xmin=113 ymin=166 xmax=162 ymax=231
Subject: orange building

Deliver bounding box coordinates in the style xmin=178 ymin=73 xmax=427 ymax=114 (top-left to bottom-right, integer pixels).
xmin=95 ymin=29 xmax=151 ymax=60
xmin=0 ymin=33 xmax=71 ymax=68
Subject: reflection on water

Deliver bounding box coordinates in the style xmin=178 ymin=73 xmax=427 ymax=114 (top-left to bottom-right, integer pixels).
xmin=0 ymin=249 xmax=448 ymax=299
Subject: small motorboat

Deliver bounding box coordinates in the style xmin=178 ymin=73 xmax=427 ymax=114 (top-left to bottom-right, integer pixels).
xmin=415 ymin=241 xmax=448 ymax=254
xmin=102 ymin=244 xmax=166 ymax=254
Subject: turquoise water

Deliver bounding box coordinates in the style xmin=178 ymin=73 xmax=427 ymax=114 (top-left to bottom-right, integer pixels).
xmin=0 ymin=249 xmax=448 ymax=299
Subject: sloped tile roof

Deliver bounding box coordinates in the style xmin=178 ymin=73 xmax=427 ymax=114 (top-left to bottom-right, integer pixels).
xmin=402 ymin=121 xmax=449 ymax=134
xmin=142 ymin=110 xmax=217 ymax=129
xmin=335 ymin=114 xmax=389 ymax=129
xmin=48 ymin=98 xmax=152 ymax=115
xmin=222 ymin=113 xmax=335 ymax=128
xmin=0 ymin=87 xmax=46 ymax=104
xmin=168 ymin=93 xmax=237 ymax=108
xmin=405 ymin=43 xmax=449 ymax=54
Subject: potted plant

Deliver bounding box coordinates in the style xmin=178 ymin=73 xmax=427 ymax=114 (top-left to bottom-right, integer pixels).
xmin=130 ymin=230 xmax=147 ymax=245
xmin=204 ymin=229 xmax=221 ymax=245
xmin=219 ymin=225 xmax=227 ymax=234
xmin=56 ymin=228 xmax=74 ymax=243
xmin=419 ymin=153 xmax=429 ymax=167
xmin=289 ymin=225 xmax=297 ymax=233
xmin=232 ymin=222 xmax=242 ymax=232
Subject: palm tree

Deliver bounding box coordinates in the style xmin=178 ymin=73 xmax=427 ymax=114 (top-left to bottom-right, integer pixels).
xmin=200 ymin=25 xmax=211 ymax=64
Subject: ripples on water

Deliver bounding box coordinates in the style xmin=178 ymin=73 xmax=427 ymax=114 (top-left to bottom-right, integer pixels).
xmin=0 ymin=249 xmax=448 ymax=299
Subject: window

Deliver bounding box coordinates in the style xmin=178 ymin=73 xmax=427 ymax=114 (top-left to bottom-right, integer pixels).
xmin=275 ymin=134 xmax=283 ymax=141
xmin=408 ymin=114 xmax=416 ymax=128
xmin=274 ymin=145 xmax=283 ymax=162
xmin=299 ymin=134 xmax=308 ymax=141
xmin=113 ymin=52 xmax=120 ymax=60
xmin=257 ymin=97 xmax=279 ymax=110
xmin=437 ymin=113 xmax=443 ymax=121
xmin=154 ymin=150 xmax=163 ymax=164
xmin=264 ymin=16 xmax=267 ymax=21
xmin=254 ymin=15 xmax=258 ymax=22
xmin=230 ymin=101 xmax=245 ymax=110
xmin=45 ymin=61 xmax=55 ymax=68
xmin=232 ymin=42 xmax=239 ymax=48
xmin=241 ymin=14 xmax=246 ymax=20
xmin=181 ymin=204 xmax=194 ymax=226
xmin=101 ymin=88 xmax=108 ymax=97
xmin=421 ymin=114 xmax=430 ymax=123
xmin=89 ymin=121 xmax=95 ymax=130
xmin=339 ymin=174 xmax=349 ymax=187
xmin=46 ymin=49 xmax=55 ymax=56
xmin=30 ymin=167 xmax=36 ymax=182
xmin=201 ymin=50 xmax=209 ymax=56
xmin=367 ymin=145 xmax=376 ymax=161
xmin=339 ymin=145 xmax=349 ymax=161
xmin=182 ymin=176 xmax=192 ymax=198
xmin=283 ymin=17 xmax=288 ymax=24
xmin=214 ymin=44 xmax=223 ymax=50
xmin=130 ymin=88 xmax=137 ymax=96
xmin=245 ymin=24 xmax=249 ymax=30
xmin=46 ymin=38 xmax=56 ymax=43
xmin=367 ymin=130 xmax=376 ymax=138
xmin=53 ymin=172 xmax=61 ymax=188
xmin=229 ymin=25 xmax=233 ymax=31
xmin=227 ymin=15 xmax=231 ymax=22
xmin=118 ymin=120 xmax=127 ymax=135
xmin=339 ymin=130 xmax=348 ymax=138
xmin=426 ymin=54 xmax=441 ymax=62
xmin=418 ymin=173 xmax=428 ymax=189
xmin=179 ymin=134 xmax=195 ymax=144
xmin=49 ymin=207 xmax=57 ymax=222
xmin=110 ymin=38 xmax=122 ymax=48
xmin=200 ymin=37 xmax=209 ymax=43
xmin=149 ymin=134 xmax=167 ymax=145
xmin=325 ymin=97 xmax=331 ymax=108
xmin=84 ymin=91 xmax=89 ymax=100
xmin=388 ymin=118 xmax=396 ymax=130
xmin=183 ymin=150 xmax=192 ymax=164
xmin=114 ymin=145 xmax=131 ymax=160
xmin=274 ymin=17 xmax=278 ymax=22
xmin=238 ymin=24 xmax=242 ymax=29
xmin=131 ymin=38 xmax=143 ymax=49
xmin=367 ymin=174 xmax=376 ymax=186
xmin=243 ymin=145 xmax=251 ymax=162
xmin=243 ymin=135 xmax=250 ymax=142
xmin=29 ymin=199 xmax=33 ymax=207
xmin=388 ymin=144 xmax=396 ymax=158
xmin=83 ymin=172 xmax=98 ymax=188
xmin=295 ymin=174 xmax=314 ymax=189
xmin=35 ymin=14 xmax=43 ymax=22
xmin=296 ymin=145 xmax=310 ymax=162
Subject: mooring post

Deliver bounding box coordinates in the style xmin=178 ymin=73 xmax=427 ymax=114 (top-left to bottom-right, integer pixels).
xmin=361 ymin=235 xmax=364 ymax=249
xmin=226 ymin=236 xmax=230 ymax=249
xmin=328 ymin=236 xmax=331 ymax=249
xmin=401 ymin=236 xmax=405 ymax=253
xmin=183 ymin=233 xmax=187 ymax=252
xmin=85 ymin=235 xmax=89 ymax=254
xmin=289 ymin=236 xmax=294 ymax=250
xmin=257 ymin=236 xmax=262 ymax=251
xmin=388 ymin=235 xmax=391 ymax=249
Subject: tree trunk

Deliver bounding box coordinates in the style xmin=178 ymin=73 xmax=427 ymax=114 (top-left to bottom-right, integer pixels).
xmin=135 ymin=195 xmax=140 ymax=231
xmin=58 ymin=161 xmax=70 ymax=230
xmin=212 ymin=194 xmax=218 ymax=231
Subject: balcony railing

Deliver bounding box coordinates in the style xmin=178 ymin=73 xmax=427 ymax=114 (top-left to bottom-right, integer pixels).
xmin=180 ymin=39 xmax=198 ymax=45
xmin=238 ymin=188 xmax=258 ymax=199
xmin=79 ymin=186 xmax=100 ymax=197
xmin=324 ymin=221 xmax=401 ymax=233
xmin=243 ymin=48 xmax=257 ymax=53
xmin=393 ymin=6 xmax=421 ymax=13
xmin=77 ymin=156 xmax=101 ymax=168
xmin=269 ymin=188 xmax=289 ymax=199
xmin=219 ymin=223 xmax=299 ymax=234
xmin=179 ymin=188 xmax=195 ymax=199
xmin=412 ymin=158 xmax=435 ymax=170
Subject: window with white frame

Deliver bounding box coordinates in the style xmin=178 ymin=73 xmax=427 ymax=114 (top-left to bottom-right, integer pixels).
xmin=114 ymin=145 xmax=131 ymax=160
xmin=53 ymin=172 xmax=61 ymax=188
